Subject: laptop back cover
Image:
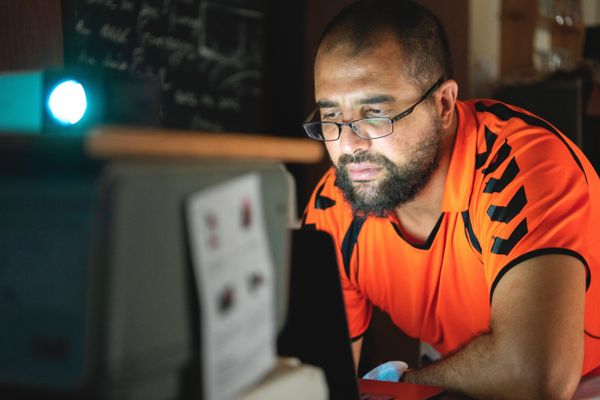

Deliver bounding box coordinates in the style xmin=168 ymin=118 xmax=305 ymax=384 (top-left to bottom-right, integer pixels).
xmin=278 ymin=229 xmax=360 ymax=400
xmin=279 ymin=229 xmax=447 ymax=400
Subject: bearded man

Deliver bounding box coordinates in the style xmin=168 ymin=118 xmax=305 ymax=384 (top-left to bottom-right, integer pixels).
xmin=301 ymin=1 xmax=600 ymax=398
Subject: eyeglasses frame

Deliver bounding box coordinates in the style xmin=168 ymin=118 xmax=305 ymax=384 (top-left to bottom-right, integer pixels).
xmin=302 ymin=76 xmax=445 ymax=141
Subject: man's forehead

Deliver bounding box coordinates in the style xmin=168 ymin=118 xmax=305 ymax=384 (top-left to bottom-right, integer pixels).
xmin=315 ymin=36 xmax=407 ymax=83
xmin=316 ymin=30 xmax=404 ymax=63
xmin=314 ymin=37 xmax=414 ymax=102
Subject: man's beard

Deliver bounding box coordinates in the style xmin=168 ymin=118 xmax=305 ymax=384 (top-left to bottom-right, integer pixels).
xmin=334 ymin=120 xmax=443 ymax=218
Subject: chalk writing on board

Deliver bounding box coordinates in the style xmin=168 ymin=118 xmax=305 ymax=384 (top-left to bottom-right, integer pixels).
xmin=65 ymin=0 xmax=265 ymax=132
xmin=76 ymin=20 xmax=92 ymax=36
xmin=99 ymin=24 xmax=131 ymax=45
xmin=102 ymin=52 xmax=128 ymax=71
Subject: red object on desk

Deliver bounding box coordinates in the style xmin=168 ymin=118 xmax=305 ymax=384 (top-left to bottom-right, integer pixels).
xmin=358 ymin=379 xmax=446 ymax=399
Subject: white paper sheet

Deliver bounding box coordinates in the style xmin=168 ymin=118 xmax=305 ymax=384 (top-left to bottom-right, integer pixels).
xmin=186 ymin=173 xmax=276 ymax=400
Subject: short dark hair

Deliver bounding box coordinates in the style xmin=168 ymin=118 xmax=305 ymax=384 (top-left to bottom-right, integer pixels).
xmin=317 ymin=0 xmax=452 ymax=90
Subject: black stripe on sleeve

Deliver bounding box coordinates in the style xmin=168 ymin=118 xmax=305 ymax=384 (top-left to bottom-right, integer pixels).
xmin=462 ymin=210 xmax=482 ymax=254
xmin=476 ymin=126 xmax=498 ymax=169
xmin=484 ymin=157 xmax=520 ymax=194
xmin=315 ymin=182 xmax=336 ymax=210
xmin=341 ymin=216 xmax=366 ymax=280
xmin=483 ymin=140 xmax=512 ymax=176
xmin=475 ymin=101 xmax=587 ymax=180
xmin=489 ymin=248 xmax=591 ymax=304
xmin=491 ymin=218 xmax=528 ymax=255
xmin=300 ymin=212 xmax=317 ymax=230
xmin=487 ymin=186 xmax=527 ymax=224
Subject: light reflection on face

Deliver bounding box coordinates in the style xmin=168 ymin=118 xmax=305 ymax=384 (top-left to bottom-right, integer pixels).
xmin=314 ymin=37 xmax=444 ymax=217
xmin=333 ymin=114 xmax=443 ymax=217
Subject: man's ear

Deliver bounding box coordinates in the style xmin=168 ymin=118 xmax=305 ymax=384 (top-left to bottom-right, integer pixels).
xmin=435 ymin=79 xmax=458 ymax=129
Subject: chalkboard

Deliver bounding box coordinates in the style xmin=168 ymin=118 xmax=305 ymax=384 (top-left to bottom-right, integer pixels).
xmin=63 ymin=0 xmax=266 ymax=132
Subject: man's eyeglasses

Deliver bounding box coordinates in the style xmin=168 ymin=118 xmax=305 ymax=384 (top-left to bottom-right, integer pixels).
xmin=302 ymin=77 xmax=444 ymax=141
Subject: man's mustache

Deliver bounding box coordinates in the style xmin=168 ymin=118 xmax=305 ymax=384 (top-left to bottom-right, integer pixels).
xmin=338 ymin=152 xmax=389 ymax=167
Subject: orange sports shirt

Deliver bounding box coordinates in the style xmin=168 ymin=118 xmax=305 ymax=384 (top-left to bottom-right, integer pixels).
xmin=302 ymin=99 xmax=600 ymax=375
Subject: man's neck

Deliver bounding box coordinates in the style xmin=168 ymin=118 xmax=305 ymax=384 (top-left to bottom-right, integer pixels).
xmin=393 ymin=110 xmax=458 ymax=243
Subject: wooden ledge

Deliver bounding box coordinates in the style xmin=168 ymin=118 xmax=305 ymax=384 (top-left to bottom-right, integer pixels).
xmin=85 ymin=126 xmax=325 ymax=164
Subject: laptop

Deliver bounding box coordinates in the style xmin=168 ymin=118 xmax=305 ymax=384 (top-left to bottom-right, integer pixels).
xmin=277 ymin=229 xmax=446 ymax=400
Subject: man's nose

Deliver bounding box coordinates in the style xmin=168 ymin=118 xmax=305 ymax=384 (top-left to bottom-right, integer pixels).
xmin=339 ymin=123 xmax=370 ymax=155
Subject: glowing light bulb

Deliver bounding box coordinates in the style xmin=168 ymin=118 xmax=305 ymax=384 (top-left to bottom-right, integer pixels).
xmin=47 ymin=80 xmax=87 ymax=125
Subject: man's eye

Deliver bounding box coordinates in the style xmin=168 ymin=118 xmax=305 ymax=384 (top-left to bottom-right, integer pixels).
xmin=365 ymin=108 xmax=384 ymax=116
xmin=321 ymin=112 xmax=338 ymax=120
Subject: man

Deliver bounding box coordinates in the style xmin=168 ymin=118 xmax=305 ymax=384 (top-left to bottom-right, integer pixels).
xmin=301 ymin=0 xmax=600 ymax=398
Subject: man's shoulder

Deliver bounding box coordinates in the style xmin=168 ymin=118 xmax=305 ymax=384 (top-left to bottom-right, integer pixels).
xmin=310 ymin=167 xmax=342 ymax=206
xmin=303 ymin=167 xmax=354 ymax=229
xmin=458 ymin=98 xmax=567 ymax=139
xmin=456 ymin=98 xmax=586 ymax=177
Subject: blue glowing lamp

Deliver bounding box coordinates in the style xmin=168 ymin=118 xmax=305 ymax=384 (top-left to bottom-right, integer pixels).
xmin=47 ymin=80 xmax=88 ymax=126
xmin=0 ymin=69 xmax=160 ymax=135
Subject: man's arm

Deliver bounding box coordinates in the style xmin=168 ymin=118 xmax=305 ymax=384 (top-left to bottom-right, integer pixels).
xmin=402 ymin=253 xmax=586 ymax=400
xmin=352 ymin=337 xmax=363 ymax=373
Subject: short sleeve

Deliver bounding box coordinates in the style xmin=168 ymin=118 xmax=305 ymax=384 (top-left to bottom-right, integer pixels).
xmin=302 ymin=169 xmax=373 ymax=339
xmin=471 ymin=129 xmax=592 ymax=300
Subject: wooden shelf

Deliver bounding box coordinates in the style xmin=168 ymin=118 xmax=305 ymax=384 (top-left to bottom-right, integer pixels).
xmin=85 ymin=126 xmax=325 ymax=164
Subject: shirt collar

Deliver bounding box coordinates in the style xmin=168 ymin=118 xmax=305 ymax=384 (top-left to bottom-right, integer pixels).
xmin=440 ymin=100 xmax=477 ymax=212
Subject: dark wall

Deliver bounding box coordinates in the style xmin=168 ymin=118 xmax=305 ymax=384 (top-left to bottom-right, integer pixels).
xmin=264 ymin=0 xmax=306 ymax=138
xmin=418 ymin=0 xmax=470 ymax=97
xmin=0 ymin=0 xmax=64 ymax=72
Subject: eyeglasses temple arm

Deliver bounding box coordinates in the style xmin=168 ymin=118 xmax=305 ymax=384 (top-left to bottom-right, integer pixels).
xmin=303 ymin=108 xmax=318 ymax=124
xmin=391 ymin=77 xmax=444 ymax=123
